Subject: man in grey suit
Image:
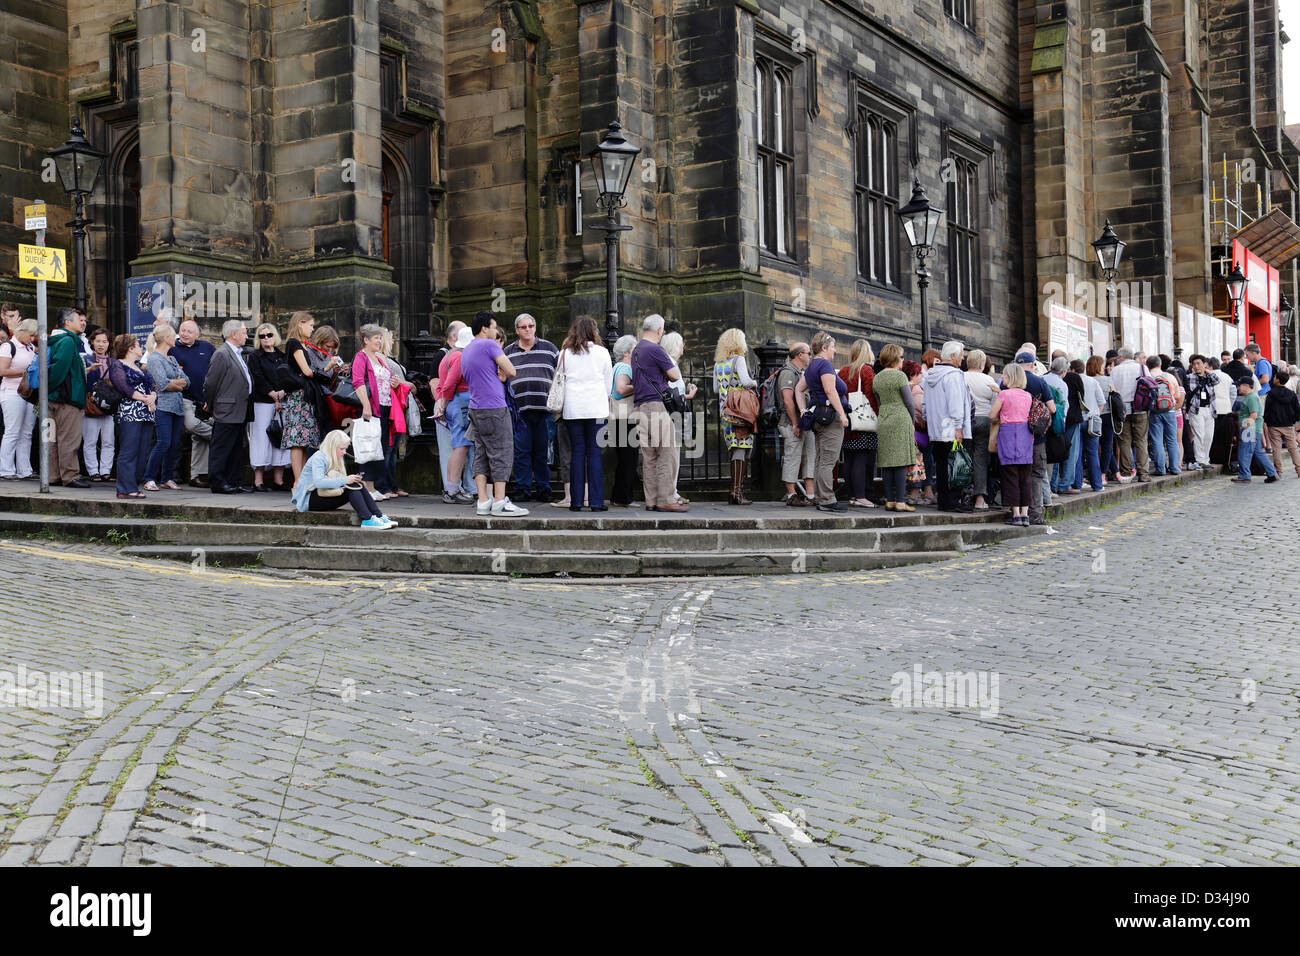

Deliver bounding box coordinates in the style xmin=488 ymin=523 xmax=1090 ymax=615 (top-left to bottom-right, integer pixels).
xmin=205 ymin=319 xmax=253 ymax=494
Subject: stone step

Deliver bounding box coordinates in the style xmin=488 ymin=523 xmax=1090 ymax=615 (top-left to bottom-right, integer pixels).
xmin=140 ymin=519 xmax=1035 ymax=553
xmin=120 ymin=544 xmax=965 ymax=577
xmin=0 ymin=488 xmax=1012 ymax=530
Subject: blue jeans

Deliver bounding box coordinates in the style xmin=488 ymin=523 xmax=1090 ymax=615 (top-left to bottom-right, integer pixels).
xmin=566 ymin=418 xmax=605 ymax=508
xmin=1053 ymin=423 xmax=1081 ymax=491
xmin=1099 ymin=416 xmax=1117 ymax=476
xmin=1079 ymin=427 xmax=1103 ymax=490
xmin=116 ymin=419 xmax=154 ymax=495
xmin=1237 ymin=432 xmax=1278 ymax=480
xmin=512 ymin=409 xmax=552 ymax=495
xmin=145 ymin=410 xmax=183 ymax=484
xmin=1149 ymin=410 xmax=1179 ymax=474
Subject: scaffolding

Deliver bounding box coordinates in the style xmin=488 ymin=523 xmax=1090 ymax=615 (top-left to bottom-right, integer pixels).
xmin=1210 ymin=153 xmax=1266 ymax=276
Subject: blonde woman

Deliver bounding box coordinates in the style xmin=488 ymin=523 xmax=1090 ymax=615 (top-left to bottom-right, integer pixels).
xmin=291 ymin=429 xmax=393 ymax=528
xmin=713 ymin=328 xmax=757 ymax=504
xmin=283 ymin=311 xmax=324 ymax=478
xmin=142 ymin=323 xmax=190 ymax=490
xmin=838 ymin=339 xmax=878 ymax=507
xmin=247 ymin=321 xmax=291 ymax=491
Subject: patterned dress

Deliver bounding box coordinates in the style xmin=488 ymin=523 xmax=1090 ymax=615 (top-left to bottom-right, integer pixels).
xmin=873 ymin=366 xmax=917 ymax=468
xmin=282 ymin=339 xmax=321 ymax=449
xmin=111 ymin=360 xmax=156 ymax=424
xmin=713 ymin=355 xmax=755 ymax=452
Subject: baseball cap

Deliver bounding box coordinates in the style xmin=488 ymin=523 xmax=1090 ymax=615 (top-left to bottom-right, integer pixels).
xmin=1015 ymin=352 xmax=1036 ymax=364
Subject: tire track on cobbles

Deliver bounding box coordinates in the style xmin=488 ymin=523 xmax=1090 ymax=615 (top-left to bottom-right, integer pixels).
xmin=1 ymin=580 xmax=377 ymax=865
xmin=618 ymin=585 xmax=841 ymax=865
xmin=684 ymin=477 xmax=1300 ymax=865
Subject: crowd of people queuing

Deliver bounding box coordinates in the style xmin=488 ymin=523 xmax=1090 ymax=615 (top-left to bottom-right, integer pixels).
xmin=2 ymin=298 xmax=1298 ymax=524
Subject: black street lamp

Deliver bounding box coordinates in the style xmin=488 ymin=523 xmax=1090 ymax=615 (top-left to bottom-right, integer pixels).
xmin=48 ymin=117 xmax=104 ymax=313
xmin=898 ymin=177 xmax=943 ymax=355
xmin=1091 ymin=218 xmax=1127 ymax=319
xmin=587 ymin=121 xmax=640 ymax=347
xmin=1223 ymin=261 xmax=1247 ymax=325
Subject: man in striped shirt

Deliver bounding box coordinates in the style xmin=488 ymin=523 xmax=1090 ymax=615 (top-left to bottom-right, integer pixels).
xmin=504 ymin=313 xmax=559 ymax=502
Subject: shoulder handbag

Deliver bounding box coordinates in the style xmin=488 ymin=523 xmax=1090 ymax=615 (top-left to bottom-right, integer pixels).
xmin=1027 ymin=397 xmax=1051 ymax=438
xmin=847 ymin=372 xmax=878 ymax=432
xmin=304 ymin=343 xmax=337 ymax=379
xmin=546 ymin=351 xmax=567 ymax=414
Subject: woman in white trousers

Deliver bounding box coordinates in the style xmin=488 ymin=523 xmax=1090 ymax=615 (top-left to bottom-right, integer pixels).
xmin=0 ymin=319 xmax=37 ymax=479
xmin=82 ymin=327 xmax=116 ymax=480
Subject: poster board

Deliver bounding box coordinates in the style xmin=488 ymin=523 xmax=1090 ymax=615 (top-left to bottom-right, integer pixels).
xmin=1196 ymin=311 xmax=1219 ymax=358
xmin=1090 ymin=319 xmax=1112 ymax=357
xmin=1048 ymin=303 xmax=1091 ymax=359
xmin=1177 ymin=303 xmax=1195 ymax=353
xmin=1158 ymin=315 xmax=1174 ymax=357
xmin=1140 ymin=310 xmax=1159 ymax=358
xmin=125 ymin=275 xmax=167 ymax=347
xmin=1120 ymin=305 xmax=1141 ymax=352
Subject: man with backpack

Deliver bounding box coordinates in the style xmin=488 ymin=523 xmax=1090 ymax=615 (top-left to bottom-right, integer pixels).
xmin=769 ymin=341 xmax=815 ymax=505
xmin=47 ymin=307 xmax=90 ymax=489
xmin=1144 ymin=355 xmax=1180 ymax=475
xmin=1110 ymin=347 xmax=1150 ymax=482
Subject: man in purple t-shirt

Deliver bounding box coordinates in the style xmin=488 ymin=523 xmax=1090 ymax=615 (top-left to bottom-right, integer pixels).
xmin=630 ymin=313 xmax=687 ymax=512
xmin=460 ymin=310 xmax=528 ymax=517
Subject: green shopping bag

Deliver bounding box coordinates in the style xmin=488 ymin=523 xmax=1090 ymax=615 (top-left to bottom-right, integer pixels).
xmin=948 ymin=440 xmax=974 ymax=491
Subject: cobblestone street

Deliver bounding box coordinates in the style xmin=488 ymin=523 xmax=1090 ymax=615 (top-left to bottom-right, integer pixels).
xmin=1 ymin=475 xmax=1298 ymax=866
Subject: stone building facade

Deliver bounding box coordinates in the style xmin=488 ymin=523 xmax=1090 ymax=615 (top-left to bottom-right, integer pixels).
xmin=1 ymin=0 xmax=1296 ymax=364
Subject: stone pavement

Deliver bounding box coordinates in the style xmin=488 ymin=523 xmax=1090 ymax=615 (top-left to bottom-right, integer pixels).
xmin=1 ymin=473 xmax=1298 ymax=866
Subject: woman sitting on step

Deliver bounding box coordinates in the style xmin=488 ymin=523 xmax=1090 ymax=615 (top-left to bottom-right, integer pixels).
xmin=291 ymin=429 xmax=394 ymax=529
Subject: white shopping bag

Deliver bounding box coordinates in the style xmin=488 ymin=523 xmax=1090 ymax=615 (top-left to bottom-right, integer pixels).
xmin=352 ymin=416 xmax=383 ymax=463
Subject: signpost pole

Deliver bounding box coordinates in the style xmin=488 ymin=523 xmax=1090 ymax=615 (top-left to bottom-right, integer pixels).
xmin=36 ymin=225 xmax=49 ymax=494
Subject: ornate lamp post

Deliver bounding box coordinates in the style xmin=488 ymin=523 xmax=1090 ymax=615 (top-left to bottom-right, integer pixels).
xmin=1223 ymin=261 xmax=1247 ymax=328
xmin=48 ymin=117 xmax=105 ymax=313
xmin=587 ymin=121 xmax=640 ymax=347
xmin=1091 ymin=218 xmax=1127 ymax=320
xmin=898 ymin=177 xmax=944 ymax=355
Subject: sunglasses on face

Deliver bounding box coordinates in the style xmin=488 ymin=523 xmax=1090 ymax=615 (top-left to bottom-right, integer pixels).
xmin=258 ymin=332 xmax=274 ymax=339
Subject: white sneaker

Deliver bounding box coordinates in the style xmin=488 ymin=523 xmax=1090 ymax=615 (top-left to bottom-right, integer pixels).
xmin=377 ymin=515 xmax=397 ymax=529
xmin=372 ymin=491 xmax=388 ymax=501
xmin=476 ymin=499 xmax=492 ymax=516
xmin=491 ymin=497 xmax=529 ymax=517
xmin=1116 ymin=474 xmax=1132 ymax=483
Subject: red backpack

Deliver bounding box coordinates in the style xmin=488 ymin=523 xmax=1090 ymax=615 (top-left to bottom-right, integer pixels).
xmin=1132 ymin=376 xmax=1158 ymax=413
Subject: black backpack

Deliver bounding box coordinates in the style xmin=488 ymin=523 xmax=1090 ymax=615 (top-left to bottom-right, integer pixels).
xmin=758 ymin=369 xmax=783 ymax=428
xmin=1107 ymin=390 xmax=1125 ymax=430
